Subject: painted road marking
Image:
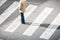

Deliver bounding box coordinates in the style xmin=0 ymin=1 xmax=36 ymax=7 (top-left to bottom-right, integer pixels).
xmin=40 ymin=13 xmax=60 ymax=39
xmin=23 ymin=7 xmax=54 ymax=36
xmin=0 ymin=1 xmax=18 ymax=24
xmin=5 ymin=4 xmax=37 ymax=32
xmin=0 ymin=0 xmax=7 ymax=7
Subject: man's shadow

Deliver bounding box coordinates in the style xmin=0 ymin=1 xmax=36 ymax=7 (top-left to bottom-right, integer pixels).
xmin=25 ymin=22 xmax=49 ymax=27
xmin=25 ymin=22 xmax=60 ymax=29
xmin=25 ymin=22 xmax=32 ymax=25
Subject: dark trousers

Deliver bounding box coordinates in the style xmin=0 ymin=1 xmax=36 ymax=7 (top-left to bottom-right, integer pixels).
xmin=20 ymin=12 xmax=25 ymax=24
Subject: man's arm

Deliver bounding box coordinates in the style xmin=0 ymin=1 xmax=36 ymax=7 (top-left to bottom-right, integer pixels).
xmin=19 ymin=0 xmax=26 ymax=13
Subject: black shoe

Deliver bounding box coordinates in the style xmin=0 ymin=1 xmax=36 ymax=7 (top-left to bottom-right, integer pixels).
xmin=21 ymin=22 xmax=25 ymax=24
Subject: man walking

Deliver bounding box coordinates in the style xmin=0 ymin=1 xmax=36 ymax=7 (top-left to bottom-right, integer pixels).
xmin=19 ymin=0 xmax=26 ymax=24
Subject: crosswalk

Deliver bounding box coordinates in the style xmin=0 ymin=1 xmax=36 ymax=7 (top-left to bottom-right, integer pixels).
xmin=0 ymin=0 xmax=7 ymax=7
xmin=0 ymin=1 xmax=18 ymax=24
xmin=0 ymin=39 xmax=3 ymax=40
xmin=59 ymin=39 xmax=60 ymax=40
xmin=23 ymin=7 xmax=54 ymax=36
xmin=40 ymin=13 xmax=60 ymax=40
xmin=0 ymin=1 xmax=60 ymax=40
xmin=5 ymin=4 xmax=37 ymax=32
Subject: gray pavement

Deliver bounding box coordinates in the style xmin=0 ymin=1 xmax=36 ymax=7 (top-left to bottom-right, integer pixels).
xmin=0 ymin=0 xmax=14 ymax=15
xmin=0 ymin=0 xmax=60 ymax=40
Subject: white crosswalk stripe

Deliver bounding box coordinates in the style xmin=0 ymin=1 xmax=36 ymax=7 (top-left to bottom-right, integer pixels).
xmin=0 ymin=0 xmax=7 ymax=7
xmin=23 ymin=7 xmax=54 ymax=36
xmin=59 ymin=38 xmax=60 ymax=40
xmin=5 ymin=4 xmax=37 ymax=32
xmin=0 ymin=1 xmax=18 ymax=24
xmin=0 ymin=39 xmax=3 ymax=40
xmin=40 ymin=13 xmax=60 ymax=40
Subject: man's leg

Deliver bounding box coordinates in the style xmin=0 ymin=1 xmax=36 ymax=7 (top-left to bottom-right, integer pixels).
xmin=20 ymin=12 xmax=25 ymax=24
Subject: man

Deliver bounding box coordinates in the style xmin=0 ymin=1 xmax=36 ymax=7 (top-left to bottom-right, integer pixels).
xmin=19 ymin=0 xmax=26 ymax=24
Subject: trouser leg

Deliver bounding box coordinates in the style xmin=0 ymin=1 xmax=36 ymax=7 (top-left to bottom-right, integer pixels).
xmin=20 ymin=12 xmax=25 ymax=24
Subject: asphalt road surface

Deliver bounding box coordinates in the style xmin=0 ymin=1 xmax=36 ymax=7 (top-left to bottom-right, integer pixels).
xmin=0 ymin=0 xmax=60 ymax=40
